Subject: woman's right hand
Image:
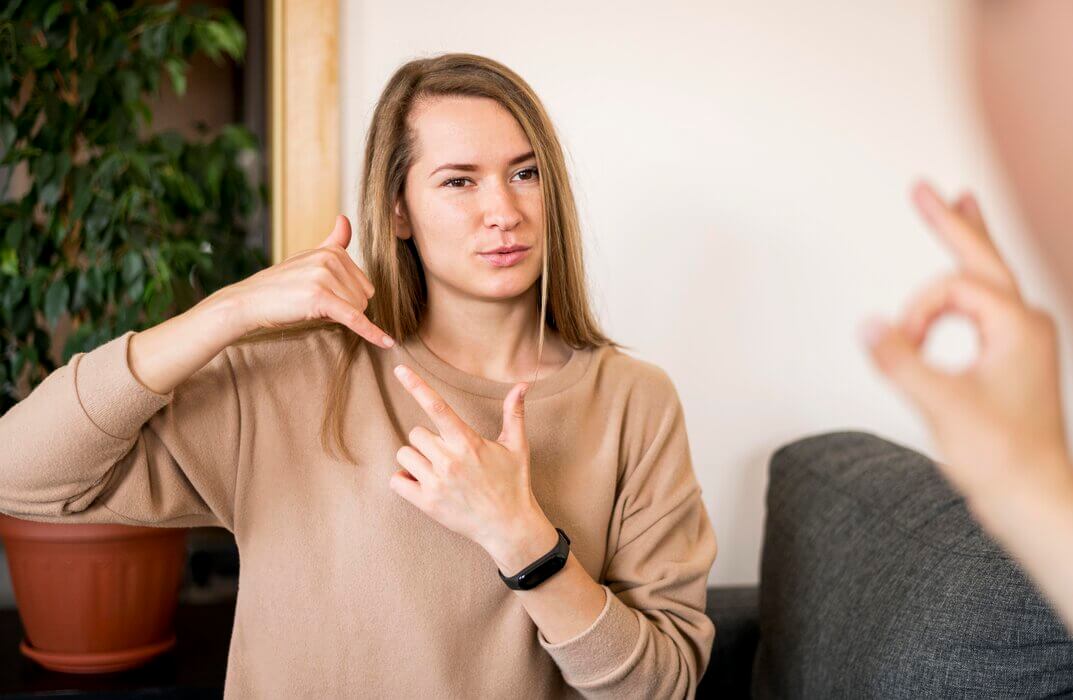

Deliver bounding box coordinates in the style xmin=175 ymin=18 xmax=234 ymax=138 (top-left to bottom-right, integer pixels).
xmin=215 ymin=214 xmax=394 ymax=348
xmin=128 ymin=215 xmax=392 ymax=396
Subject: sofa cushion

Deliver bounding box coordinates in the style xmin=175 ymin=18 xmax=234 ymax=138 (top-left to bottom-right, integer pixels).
xmin=752 ymin=431 xmax=1073 ymax=699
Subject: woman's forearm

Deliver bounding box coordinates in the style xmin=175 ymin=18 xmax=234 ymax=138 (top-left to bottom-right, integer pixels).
xmin=127 ymin=292 xmax=244 ymax=395
xmin=968 ymin=455 xmax=1073 ymax=631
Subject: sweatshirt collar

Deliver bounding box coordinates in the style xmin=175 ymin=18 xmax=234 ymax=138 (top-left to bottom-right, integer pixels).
xmin=395 ymin=333 xmax=592 ymax=400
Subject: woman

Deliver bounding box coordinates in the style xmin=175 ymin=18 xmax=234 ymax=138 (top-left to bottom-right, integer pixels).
xmin=0 ymin=54 xmax=717 ymax=698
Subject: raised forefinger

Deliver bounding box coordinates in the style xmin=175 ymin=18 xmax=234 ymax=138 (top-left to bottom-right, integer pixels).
xmin=393 ymin=364 xmax=473 ymax=445
xmin=912 ymin=181 xmax=1020 ymax=296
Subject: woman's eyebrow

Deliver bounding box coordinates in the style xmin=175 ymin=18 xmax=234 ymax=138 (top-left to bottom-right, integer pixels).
xmin=428 ymin=151 xmax=536 ymax=178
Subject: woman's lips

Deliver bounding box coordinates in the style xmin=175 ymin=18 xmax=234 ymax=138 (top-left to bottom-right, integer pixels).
xmin=478 ymin=247 xmax=531 ymax=267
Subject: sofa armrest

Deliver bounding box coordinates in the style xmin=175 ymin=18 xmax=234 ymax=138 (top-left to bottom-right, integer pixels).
xmin=752 ymin=430 xmax=1073 ymax=699
xmin=698 ymin=584 xmax=759 ymax=698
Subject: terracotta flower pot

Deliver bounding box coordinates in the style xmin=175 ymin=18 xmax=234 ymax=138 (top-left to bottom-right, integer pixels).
xmin=0 ymin=514 xmax=188 ymax=674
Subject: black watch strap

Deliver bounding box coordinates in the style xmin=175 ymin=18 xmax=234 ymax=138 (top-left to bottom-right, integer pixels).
xmin=498 ymin=528 xmax=571 ymax=591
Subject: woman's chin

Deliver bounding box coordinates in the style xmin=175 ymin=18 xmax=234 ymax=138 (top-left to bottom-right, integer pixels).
xmin=466 ymin=272 xmax=540 ymax=301
xmin=458 ymin=262 xmax=540 ymax=300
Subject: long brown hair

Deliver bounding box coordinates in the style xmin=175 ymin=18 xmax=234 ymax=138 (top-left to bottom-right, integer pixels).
xmin=237 ymin=53 xmax=612 ymax=463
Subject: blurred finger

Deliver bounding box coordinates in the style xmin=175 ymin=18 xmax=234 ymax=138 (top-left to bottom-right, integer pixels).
xmin=862 ymin=317 xmax=959 ymax=418
xmin=912 ymin=182 xmax=1019 ymax=294
xmin=953 ymin=191 xmax=1023 ymax=302
xmin=900 ymin=274 xmax=1025 ymax=350
xmin=954 ymin=192 xmax=991 ymax=239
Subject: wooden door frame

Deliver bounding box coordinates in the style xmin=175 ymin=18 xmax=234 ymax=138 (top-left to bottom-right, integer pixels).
xmin=268 ymin=0 xmax=340 ymax=263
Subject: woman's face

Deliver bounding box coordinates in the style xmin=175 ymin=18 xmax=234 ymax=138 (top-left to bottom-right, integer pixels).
xmin=396 ymin=96 xmax=545 ymax=302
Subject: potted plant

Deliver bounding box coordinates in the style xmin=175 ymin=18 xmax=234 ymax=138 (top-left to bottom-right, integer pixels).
xmin=0 ymin=1 xmax=265 ymax=673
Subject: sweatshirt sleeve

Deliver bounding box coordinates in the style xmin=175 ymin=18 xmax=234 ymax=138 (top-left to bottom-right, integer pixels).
xmin=537 ymin=367 xmax=718 ymax=699
xmin=0 ymin=330 xmax=243 ymax=531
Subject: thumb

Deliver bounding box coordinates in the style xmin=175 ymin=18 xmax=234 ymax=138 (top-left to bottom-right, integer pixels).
xmin=498 ymin=382 xmax=530 ymax=451
xmin=319 ymin=214 xmax=352 ymax=250
xmin=862 ymin=317 xmax=956 ymax=419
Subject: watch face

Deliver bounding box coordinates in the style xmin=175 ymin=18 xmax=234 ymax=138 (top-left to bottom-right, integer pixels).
xmin=500 ymin=528 xmax=570 ymax=590
xmin=516 ymin=553 xmax=568 ymax=590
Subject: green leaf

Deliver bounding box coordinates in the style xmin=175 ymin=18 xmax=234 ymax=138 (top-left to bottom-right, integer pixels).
xmin=141 ymin=23 xmax=168 ymax=60
xmin=116 ymin=300 xmax=139 ymax=330
xmin=21 ymin=45 xmax=51 ymax=70
xmin=84 ymin=202 xmax=110 ymax=238
xmin=34 ymin=153 xmax=55 ymax=183
xmin=87 ymin=265 xmax=104 ymax=304
xmin=39 ymin=180 xmax=61 ymax=206
xmin=133 ymin=100 xmax=152 ymax=127
xmin=10 ymin=346 xmax=27 ymax=381
xmin=93 ymin=151 xmax=125 ymax=186
xmin=165 ymin=57 xmax=187 ymax=96
xmin=220 ymin=124 xmax=256 ymax=150
xmin=10 ymin=303 xmax=31 ymax=336
xmin=0 ymin=122 xmax=15 ymax=150
xmin=43 ymin=2 xmax=63 ymax=29
xmin=122 ymin=249 xmax=145 ymax=284
xmin=128 ymin=152 xmax=151 ymax=181
xmin=4 ymin=218 xmax=26 ymax=249
xmin=0 ymin=1 xmax=22 ymax=22
xmin=80 ymin=71 xmax=98 ymax=104
xmin=178 ymin=173 xmax=204 ymax=209
xmin=71 ymin=269 xmax=89 ymax=311
xmin=43 ymin=277 xmax=69 ymax=327
xmin=0 ymin=247 xmax=16 ymax=275
xmin=70 ymin=177 xmax=93 ymax=223
xmin=118 ymin=71 xmax=139 ymax=105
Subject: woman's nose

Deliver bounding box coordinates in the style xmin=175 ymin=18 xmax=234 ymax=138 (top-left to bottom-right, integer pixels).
xmin=480 ymin=184 xmax=523 ymax=231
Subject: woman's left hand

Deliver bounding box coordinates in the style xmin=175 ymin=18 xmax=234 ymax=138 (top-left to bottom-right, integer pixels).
xmin=389 ymin=364 xmax=559 ymax=573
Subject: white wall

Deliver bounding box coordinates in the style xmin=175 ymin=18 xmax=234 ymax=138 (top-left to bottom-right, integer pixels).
xmin=339 ymin=0 xmax=1073 ymax=585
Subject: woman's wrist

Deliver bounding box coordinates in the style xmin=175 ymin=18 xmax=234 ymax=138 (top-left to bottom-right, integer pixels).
xmin=966 ymin=446 xmax=1073 ymax=532
xmin=197 ymin=286 xmax=251 ymax=341
xmin=127 ymin=293 xmax=246 ymax=395
xmin=484 ymin=511 xmax=560 ymax=576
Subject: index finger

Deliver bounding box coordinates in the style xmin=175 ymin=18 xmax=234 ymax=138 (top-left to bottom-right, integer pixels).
xmin=912 ymin=181 xmax=1020 ymax=296
xmin=393 ymin=364 xmax=473 ymax=444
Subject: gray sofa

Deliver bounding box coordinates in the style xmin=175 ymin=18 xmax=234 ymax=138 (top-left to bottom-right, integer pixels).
xmin=697 ymin=431 xmax=1073 ymax=699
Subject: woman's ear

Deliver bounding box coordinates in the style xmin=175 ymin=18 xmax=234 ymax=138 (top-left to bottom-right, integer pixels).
xmin=393 ymin=199 xmax=412 ymax=241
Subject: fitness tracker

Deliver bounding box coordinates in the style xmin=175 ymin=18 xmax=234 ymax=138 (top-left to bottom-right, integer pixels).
xmin=497 ymin=527 xmax=571 ymax=591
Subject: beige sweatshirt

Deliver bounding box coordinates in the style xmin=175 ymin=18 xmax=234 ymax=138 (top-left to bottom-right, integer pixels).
xmin=0 ymin=327 xmax=717 ymax=698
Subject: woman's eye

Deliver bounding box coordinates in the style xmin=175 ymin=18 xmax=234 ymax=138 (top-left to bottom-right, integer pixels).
xmin=514 ymin=167 xmax=539 ymax=182
xmin=442 ymin=177 xmax=471 ymax=188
